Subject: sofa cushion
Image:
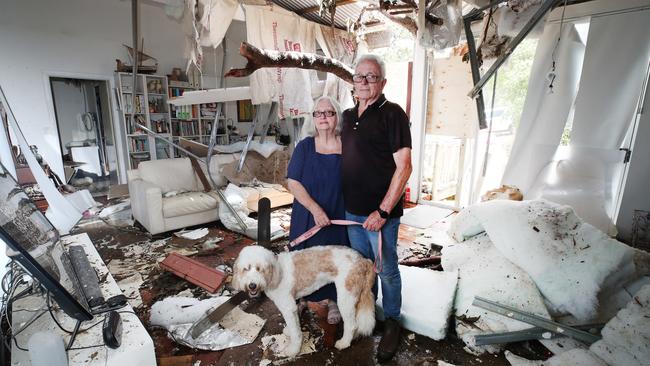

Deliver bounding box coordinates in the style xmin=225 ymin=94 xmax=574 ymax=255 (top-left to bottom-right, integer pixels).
xmin=162 ymin=192 xmax=218 ymax=218
xmin=139 ymin=158 xmax=198 ymax=194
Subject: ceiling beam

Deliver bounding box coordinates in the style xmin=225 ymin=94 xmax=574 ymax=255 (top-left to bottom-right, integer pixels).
xmin=296 ymin=0 xmax=358 ymax=15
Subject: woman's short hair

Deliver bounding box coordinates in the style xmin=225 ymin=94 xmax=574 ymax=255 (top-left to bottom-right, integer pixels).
xmin=303 ymin=96 xmax=343 ymax=137
xmin=354 ymin=54 xmax=386 ymax=79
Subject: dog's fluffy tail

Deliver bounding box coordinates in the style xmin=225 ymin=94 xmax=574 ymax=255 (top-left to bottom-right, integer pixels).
xmin=355 ymin=261 xmax=376 ymax=336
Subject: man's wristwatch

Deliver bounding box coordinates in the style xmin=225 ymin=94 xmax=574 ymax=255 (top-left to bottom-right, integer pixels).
xmin=377 ymin=208 xmax=390 ymax=219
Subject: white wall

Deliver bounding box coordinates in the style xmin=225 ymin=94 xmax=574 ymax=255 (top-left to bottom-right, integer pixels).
xmin=616 ymin=80 xmax=650 ymax=243
xmin=0 ymin=0 xmax=190 ymax=181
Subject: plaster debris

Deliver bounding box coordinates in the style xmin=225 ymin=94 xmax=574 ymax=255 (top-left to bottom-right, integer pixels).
xmin=505 ymin=348 xmax=607 ymax=366
xmin=175 ymin=228 xmax=209 ymax=240
xmin=443 ymin=234 xmax=550 ymax=354
xmin=377 ymin=265 xmax=458 ymax=340
xmin=98 ymin=199 xmax=131 ymax=218
xmin=260 ymin=332 xmax=317 ymax=358
xmin=149 ymin=296 xmax=265 ymax=351
xmin=437 ymin=361 xmax=457 ymax=366
xmin=589 ymin=284 xmax=650 ymax=366
xmin=117 ymin=273 xmax=144 ymax=308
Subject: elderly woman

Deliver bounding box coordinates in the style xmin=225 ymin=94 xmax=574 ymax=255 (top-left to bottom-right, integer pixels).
xmin=286 ymin=96 xmax=349 ymax=324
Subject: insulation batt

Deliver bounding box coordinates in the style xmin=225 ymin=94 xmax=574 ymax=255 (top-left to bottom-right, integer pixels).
xmin=448 ymin=199 xmax=635 ymax=321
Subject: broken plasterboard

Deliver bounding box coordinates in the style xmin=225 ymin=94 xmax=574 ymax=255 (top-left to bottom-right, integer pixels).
xmin=149 ymin=296 xmax=265 ymax=351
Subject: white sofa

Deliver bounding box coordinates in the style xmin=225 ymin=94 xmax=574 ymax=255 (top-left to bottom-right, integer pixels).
xmin=127 ymin=157 xmax=235 ymax=235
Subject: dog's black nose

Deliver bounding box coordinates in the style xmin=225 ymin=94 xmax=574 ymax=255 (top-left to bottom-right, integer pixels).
xmin=248 ymin=283 xmax=257 ymax=290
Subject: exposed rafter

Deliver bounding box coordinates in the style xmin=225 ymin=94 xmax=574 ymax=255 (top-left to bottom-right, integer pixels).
xmin=296 ymin=0 xmax=358 ymax=15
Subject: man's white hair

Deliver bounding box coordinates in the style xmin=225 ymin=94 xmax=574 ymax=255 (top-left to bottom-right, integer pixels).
xmin=303 ymin=96 xmax=343 ymax=137
xmin=354 ymin=54 xmax=387 ymax=79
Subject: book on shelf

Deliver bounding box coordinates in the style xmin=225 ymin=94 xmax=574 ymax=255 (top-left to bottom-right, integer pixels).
xmin=130 ymin=138 xmax=149 ymax=152
xmin=171 ymin=104 xmax=198 ymax=119
xmin=122 ymin=94 xmax=146 ymax=114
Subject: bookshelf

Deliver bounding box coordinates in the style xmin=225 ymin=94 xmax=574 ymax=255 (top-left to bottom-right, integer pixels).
xmin=168 ymin=80 xmax=230 ymax=158
xmin=115 ymin=72 xmax=172 ymax=169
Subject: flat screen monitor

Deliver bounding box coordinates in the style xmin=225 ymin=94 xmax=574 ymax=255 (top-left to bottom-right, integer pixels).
xmin=0 ymin=163 xmax=92 ymax=321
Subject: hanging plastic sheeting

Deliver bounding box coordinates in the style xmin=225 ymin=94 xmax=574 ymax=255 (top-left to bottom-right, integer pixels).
xmin=500 ymin=22 xmax=586 ymax=194
xmin=528 ymin=147 xmax=625 ymax=236
xmin=186 ymin=0 xmax=239 ymax=72
xmin=569 ymin=8 xmax=650 ymax=150
xmin=314 ymin=25 xmax=356 ymax=110
xmin=420 ymin=0 xmax=462 ymax=50
xmin=0 ymin=103 xmax=16 ymax=180
xmin=244 ymin=5 xmax=317 ymax=119
xmin=527 ymin=7 xmax=650 ymax=236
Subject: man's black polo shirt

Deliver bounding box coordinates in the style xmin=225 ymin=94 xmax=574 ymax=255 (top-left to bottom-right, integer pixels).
xmin=341 ymin=94 xmax=412 ymax=218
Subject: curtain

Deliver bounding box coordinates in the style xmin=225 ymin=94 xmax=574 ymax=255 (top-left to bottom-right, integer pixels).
xmin=570 ymin=9 xmax=650 ymax=149
xmin=500 ymin=22 xmax=586 ymax=193
xmin=514 ymin=8 xmax=650 ymax=235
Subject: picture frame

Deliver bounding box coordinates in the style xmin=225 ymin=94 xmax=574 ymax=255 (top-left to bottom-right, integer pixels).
xmin=237 ymin=99 xmax=256 ymax=122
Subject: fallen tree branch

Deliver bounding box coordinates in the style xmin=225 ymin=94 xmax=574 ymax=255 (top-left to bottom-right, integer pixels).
xmin=224 ymin=42 xmax=354 ymax=84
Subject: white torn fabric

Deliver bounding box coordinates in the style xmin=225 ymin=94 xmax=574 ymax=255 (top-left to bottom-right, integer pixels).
xmin=376 ymin=266 xmax=458 ymax=340
xmin=450 ymin=200 xmax=636 ymax=321
xmin=504 ymin=348 xmax=607 ymax=366
xmin=442 ymin=234 xmax=550 ymax=354
xmin=149 ymin=296 xmax=265 ymax=351
xmin=314 ymin=25 xmax=356 ymax=109
xmin=589 ymin=284 xmax=650 ymax=366
xmin=244 ymin=5 xmax=316 ymax=118
xmin=196 ymin=0 xmax=239 ymax=48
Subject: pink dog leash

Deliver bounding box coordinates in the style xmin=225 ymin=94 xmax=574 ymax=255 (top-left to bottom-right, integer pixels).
xmin=287 ymin=219 xmax=383 ymax=274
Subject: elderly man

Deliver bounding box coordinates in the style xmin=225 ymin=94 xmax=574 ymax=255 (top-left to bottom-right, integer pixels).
xmin=341 ymin=54 xmax=412 ymax=362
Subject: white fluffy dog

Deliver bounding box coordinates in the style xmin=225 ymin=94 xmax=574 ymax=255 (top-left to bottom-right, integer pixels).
xmin=232 ymin=245 xmax=376 ymax=357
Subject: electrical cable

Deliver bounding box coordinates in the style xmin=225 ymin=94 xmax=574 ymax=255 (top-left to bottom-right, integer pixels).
xmin=549 ymin=0 xmax=569 ymax=92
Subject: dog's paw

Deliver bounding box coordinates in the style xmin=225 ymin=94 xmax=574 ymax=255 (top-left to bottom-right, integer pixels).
xmin=334 ymin=339 xmax=351 ymax=350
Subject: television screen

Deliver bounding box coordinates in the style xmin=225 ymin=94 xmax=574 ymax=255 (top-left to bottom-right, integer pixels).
xmin=0 ymin=163 xmax=92 ymax=321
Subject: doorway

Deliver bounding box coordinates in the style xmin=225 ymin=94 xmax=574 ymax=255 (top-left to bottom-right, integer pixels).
xmin=50 ymin=77 xmax=118 ymax=196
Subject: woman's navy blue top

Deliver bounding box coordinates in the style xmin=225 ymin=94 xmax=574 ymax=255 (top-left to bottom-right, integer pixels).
xmin=287 ymin=137 xmax=349 ymax=302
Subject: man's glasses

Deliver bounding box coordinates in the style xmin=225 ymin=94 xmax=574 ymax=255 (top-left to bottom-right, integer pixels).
xmin=352 ymin=74 xmax=382 ymax=83
xmin=312 ymin=110 xmax=336 ymax=117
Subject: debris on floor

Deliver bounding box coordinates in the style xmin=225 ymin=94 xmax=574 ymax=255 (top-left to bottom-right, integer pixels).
xmin=444 ymin=199 xmax=650 ymax=362
xmin=149 ymin=296 xmax=265 ymax=351
xmin=175 ymin=227 xmax=209 ymax=240
xmin=160 ymin=253 xmax=227 ymax=293
xmin=116 ymin=272 xmax=144 ymax=308
xmin=260 ymin=331 xmax=318 ymax=359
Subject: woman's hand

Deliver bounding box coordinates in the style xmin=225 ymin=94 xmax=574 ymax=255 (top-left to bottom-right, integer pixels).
xmin=311 ymin=205 xmax=331 ymax=227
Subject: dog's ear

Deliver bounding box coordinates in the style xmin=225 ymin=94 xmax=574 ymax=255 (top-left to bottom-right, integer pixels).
xmin=263 ymin=253 xmax=281 ymax=290
xmin=230 ymin=256 xmax=241 ymax=290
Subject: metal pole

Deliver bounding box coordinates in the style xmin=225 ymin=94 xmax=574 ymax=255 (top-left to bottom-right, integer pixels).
xmin=473 ymin=296 xmax=601 ymax=344
xmin=134 ymin=123 xmax=249 ymax=232
xmin=463 ymin=10 xmax=487 ymax=129
xmin=131 ymin=0 xmax=139 ymax=120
